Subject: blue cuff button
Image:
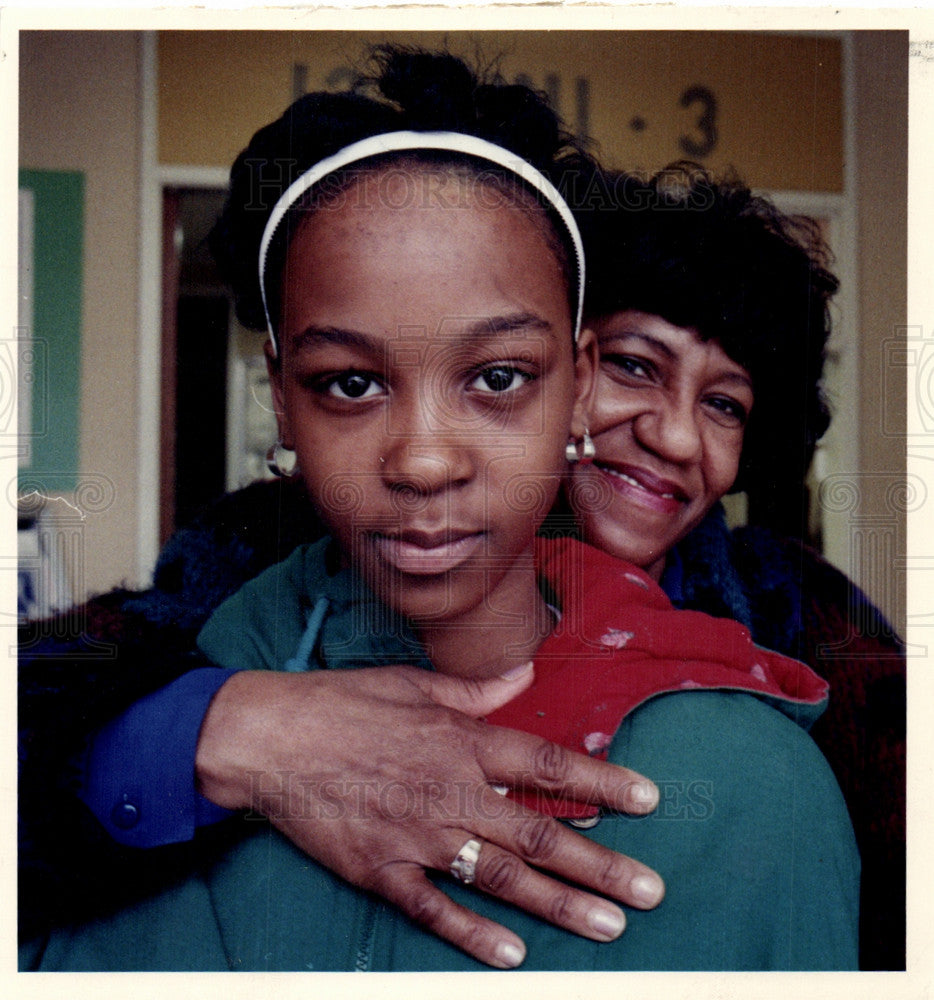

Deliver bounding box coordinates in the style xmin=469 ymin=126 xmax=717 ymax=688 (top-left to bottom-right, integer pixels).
xmin=111 ymin=796 xmax=140 ymax=830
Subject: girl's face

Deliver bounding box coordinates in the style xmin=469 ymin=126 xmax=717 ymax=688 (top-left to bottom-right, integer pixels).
xmin=270 ymin=167 xmax=596 ymax=626
xmin=570 ymin=310 xmax=753 ymax=581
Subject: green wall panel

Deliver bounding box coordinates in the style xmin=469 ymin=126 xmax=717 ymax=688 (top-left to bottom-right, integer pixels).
xmin=18 ymin=169 xmax=84 ymax=492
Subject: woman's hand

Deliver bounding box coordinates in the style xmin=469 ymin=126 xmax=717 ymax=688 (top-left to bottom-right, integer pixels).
xmin=196 ymin=666 xmax=664 ymax=969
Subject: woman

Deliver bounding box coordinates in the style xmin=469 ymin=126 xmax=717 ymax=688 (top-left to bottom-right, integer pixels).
xmin=200 ymin=165 xmax=900 ymax=968
xmin=21 ymin=46 xmax=855 ymax=971
xmin=19 ymin=52 xmax=896 ymax=967
xmin=571 ymin=169 xmax=904 ymax=969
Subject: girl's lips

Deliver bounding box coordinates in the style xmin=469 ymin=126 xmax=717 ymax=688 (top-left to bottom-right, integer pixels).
xmin=372 ymin=532 xmax=485 ymax=576
xmin=595 ymin=463 xmax=687 ymax=515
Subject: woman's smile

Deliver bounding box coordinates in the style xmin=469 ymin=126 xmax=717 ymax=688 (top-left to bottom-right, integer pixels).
xmin=593 ymin=460 xmax=689 ymax=515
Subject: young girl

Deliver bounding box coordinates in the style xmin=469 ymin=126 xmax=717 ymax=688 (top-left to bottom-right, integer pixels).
xmin=23 ymin=50 xmax=857 ymax=972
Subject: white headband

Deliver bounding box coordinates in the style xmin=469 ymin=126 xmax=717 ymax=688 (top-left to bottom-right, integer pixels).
xmin=257 ymin=130 xmax=585 ymax=356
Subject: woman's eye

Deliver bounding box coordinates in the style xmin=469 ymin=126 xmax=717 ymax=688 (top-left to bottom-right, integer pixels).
xmin=324 ymin=372 xmax=382 ymax=400
xmin=603 ymin=354 xmax=654 ymax=380
xmin=705 ymin=395 xmax=749 ymax=426
xmin=469 ymin=366 xmax=531 ymax=394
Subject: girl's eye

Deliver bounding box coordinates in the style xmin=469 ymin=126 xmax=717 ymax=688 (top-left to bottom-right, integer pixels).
xmin=705 ymin=395 xmax=749 ymax=426
xmin=469 ymin=366 xmax=531 ymax=394
xmin=324 ymin=372 xmax=382 ymax=400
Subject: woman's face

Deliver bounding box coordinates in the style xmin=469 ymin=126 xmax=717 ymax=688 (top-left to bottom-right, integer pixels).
xmin=270 ymin=167 xmax=596 ymax=626
xmin=570 ymin=310 xmax=753 ymax=581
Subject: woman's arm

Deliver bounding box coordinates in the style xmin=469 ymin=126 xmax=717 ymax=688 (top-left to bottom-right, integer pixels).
xmin=19 ymin=619 xmax=224 ymax=936
xmin=19 ymin=481 xmax=664 ymax=965
xmin=22 ymin=650 xmax=664 ymax=965
xmin=196 ymin=666 xmax=664 ymax=968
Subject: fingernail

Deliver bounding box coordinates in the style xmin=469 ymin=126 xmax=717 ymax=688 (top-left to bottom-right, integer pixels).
xmin=499 ymin=661 xmax=534 ymax=681
xmin=495 ymin=941 xmax=526 ymax=968
xmin=630 ymin=781 xmax=659 ymax=810
xmin=631 ymin=873 xmax=664 ymax=907
xmin=587 ymin=906 xmax=626 ymax=939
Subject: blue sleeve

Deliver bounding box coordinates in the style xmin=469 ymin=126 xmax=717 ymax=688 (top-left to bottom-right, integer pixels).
xmin=76 ymin=667 xmax=239 ymax=848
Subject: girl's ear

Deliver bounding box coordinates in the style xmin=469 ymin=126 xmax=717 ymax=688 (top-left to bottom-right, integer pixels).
xmin=571 ymin=326 xmax=599 ymax=438
xmin=264 ymin=339 xmax=295 ymax=450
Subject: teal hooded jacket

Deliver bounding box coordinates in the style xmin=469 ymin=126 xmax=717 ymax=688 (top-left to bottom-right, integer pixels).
xmin=25 ymin=538 xmax=859 ymax=971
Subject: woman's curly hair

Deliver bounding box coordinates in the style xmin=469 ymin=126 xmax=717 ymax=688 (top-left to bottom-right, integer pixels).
xmin=209 ymin=45 xmax=597 ymax=336
xmin=579 ymin=163 xmax=839 ymax=504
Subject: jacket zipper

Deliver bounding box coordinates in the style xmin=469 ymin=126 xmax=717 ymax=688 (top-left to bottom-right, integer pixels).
xmin=354 ymin=896 xmax=379 ymax=971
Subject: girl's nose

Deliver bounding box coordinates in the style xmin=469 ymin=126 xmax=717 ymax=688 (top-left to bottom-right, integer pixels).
xmin=380 ymin=399 xmax=474 ymax=495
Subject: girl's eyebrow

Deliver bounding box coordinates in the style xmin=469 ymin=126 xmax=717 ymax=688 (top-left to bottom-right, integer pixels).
xmin=464 ymin=312 xmax=555 ymax=339
xmin=291 ymin=326 xmax=383 ymax=355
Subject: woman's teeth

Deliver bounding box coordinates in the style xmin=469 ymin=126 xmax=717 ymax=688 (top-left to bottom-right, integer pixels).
xmin=604 ymin=467 xmax=676 ymax=500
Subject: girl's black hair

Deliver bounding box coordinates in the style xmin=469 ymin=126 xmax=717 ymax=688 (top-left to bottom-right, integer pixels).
xmin=209 ymin=45 xmax=595 ymax=336
xmin=579 ymin=163 xmax=839 ymax=518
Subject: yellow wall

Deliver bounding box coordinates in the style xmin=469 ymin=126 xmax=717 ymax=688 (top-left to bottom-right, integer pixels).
xmin=158 ymin=30 xmax=843 ymax=191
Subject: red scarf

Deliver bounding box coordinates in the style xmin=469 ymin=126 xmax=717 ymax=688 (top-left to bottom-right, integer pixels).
xmin=486 ymin=537 xmax=829 ymax=818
